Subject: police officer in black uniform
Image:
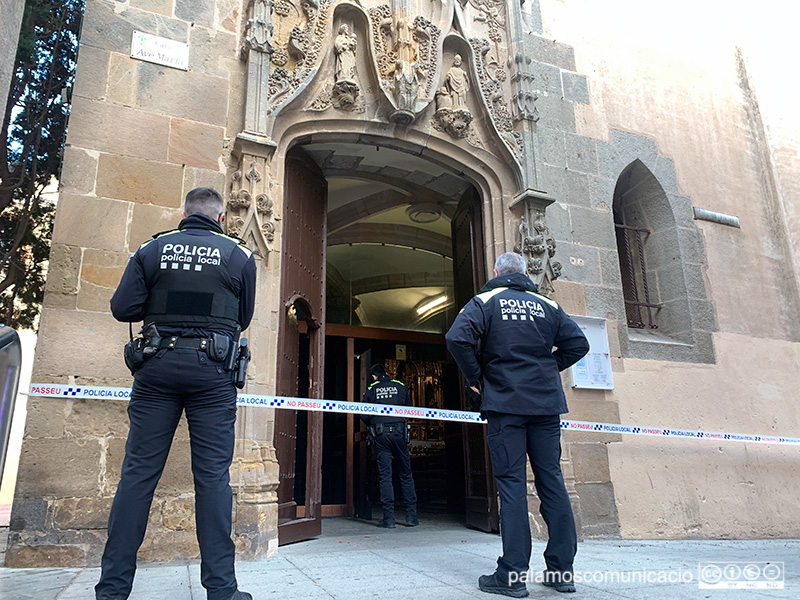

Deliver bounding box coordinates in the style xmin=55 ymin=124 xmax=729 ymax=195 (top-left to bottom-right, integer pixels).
xmin=96 ymin=188 xmax=256 ymax=600
xmin=446 ymin=252 xmax=589 ymax=597
xmin=361 ymin=364 xmax=419 ymax=528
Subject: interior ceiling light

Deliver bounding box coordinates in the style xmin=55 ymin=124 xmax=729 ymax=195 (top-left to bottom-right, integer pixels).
xmin=416 ymin=295 xmax=447 ymax=314
xmin=406 ymin=203 xmax=442 ymax=224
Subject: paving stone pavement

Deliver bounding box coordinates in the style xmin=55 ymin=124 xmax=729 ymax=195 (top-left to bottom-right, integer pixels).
xmin=1 ymin=515 xmax=797 ymax=599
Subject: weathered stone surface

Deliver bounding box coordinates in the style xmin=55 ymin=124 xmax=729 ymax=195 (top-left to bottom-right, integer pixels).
xmin=103 ymin=438 xmax=127 ymax=496
xmin=565 ymin=134 xmax=598 ymax=174
xmin=23 ymin=398 xmax=67 ymax=438
xmin=130 ymin=203 xmax=183 ymax=251
xmin=530 ymin=61 xmax=563 ymax=96
xmin=136 ymin=61 xmax=229 ymax=127
xmin=652 ymin=154 xmax=680 ymax=194
xmin=575 ymin=482 xmax=621 ymax=538
xmin=9 ymin=498 xmax=49 ymax=531
xmin=555 ymin=242 xmax=601 ymax=285
xmin=66 ymin=97 xmax=170 ymax=160
xmin=161 ymin=497 xmax=197 ymax=531
xmin=562 ymin=71 xmax=590 ymax=105
xmin=71 ymin=44 xmax=109 ymax=101
xmin=538 ymin=126 xmax=566 ymax=168
xmin=15 ymin=439 xmax=102 ymax=498
xmin=552 ymin=280 xmax=587 ymax=316
xmin=81 ymin=249 xmax=129 ymax=289
xmin=65 ymin=398 xmax=129 ymax=439
xmin=689 ymin=299 xmax=717 ymax=332
xmin=51 ymin=194 xmax=129 ymax=252
xmin=545 ymin=201 xmax=572 ymax=243
xmin=138 ymin=530 xmax=199 ymax=561
xmin=105 ymin=434 xmax=194 ymax=496
xmin=32 ymin=308 xmax=131 ymax=381
xmin=598 ymin=249 xmax=623 ymax=289
xmin=44 ymin=244 xmax=81 ymax=296
xmin=525 ymin=34 xmax=575 ymax=70
xmin=587 ymin=174 xmax=615 ymax=211
xmin=106 ymin=52 xmax=138 ymax=106
xmin=188 ymin=25 xmax=237 ymax=79
xmin=96 ymin=154 xmax=183 ymax=207
xmin=183 ymin=168 xmax=226 ymax=199
xmin=570 ymin=206 xmax=616 ymax=249
xmin=131 ymin=0 xmax=173 ymax=17
xmin=81 ymin=1 xmax=188 ymax=55
xmin=168 ymin=119 xmax=224 ymax=170
xmin=78 ymin=281 xmax=114 ymax=313
xmin=60 ymin=147 xmax=99 ymax=195
xmin=4 ymin=544 xmax=86 ymax=568
xmin=534 ymin=92 xmax=577 ymax=134
xmin=53 ymin=497 xmax=114 ymax=529
xmin=176 ymin=0 xmax=215 ymax=29
xmin=570 ymin=442 xmax=612 ymax=483
xmin=217 ymin=0 xmax=241 ymax=32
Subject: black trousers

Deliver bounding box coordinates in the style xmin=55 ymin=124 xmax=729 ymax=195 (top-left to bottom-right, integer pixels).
xmin=373 ymin=426 xmax=417 ymax=521
xmin=486 ymin=412 xmax=577 ymax=580
xmin=96 ymin=349 xmax=239 ymax=600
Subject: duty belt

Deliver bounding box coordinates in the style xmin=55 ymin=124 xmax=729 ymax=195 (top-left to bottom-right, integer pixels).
xmin=153 ymin=336 xmax=211 ymax=351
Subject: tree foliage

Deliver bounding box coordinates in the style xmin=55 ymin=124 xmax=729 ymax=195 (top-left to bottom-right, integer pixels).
xmin=0 ymin=0 xmax=84 ymax=329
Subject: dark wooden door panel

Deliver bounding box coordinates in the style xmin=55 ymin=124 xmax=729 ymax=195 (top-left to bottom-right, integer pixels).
xmin=452 ymin=188 xmax=498 ymax=533
xmin=274 ymin=148 xmax=327 ymax=545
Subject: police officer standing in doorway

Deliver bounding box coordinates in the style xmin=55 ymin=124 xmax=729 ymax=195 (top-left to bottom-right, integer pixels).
xmin=446 ymin=252 xmax=589 ymax=597
xmin=96 ymin=188 xmax=256 ymax=600
xmin=361 ymin=364 xmax=419 ymax=528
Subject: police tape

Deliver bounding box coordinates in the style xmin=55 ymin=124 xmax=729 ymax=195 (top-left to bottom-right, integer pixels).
xmin=27 ymin=383 xmax=800 ymax=447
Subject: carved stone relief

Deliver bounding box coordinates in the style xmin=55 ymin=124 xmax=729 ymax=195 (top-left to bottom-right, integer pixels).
xmin=244 ymin=0 xmax=275 ymax=56
xmin=470 ymin=37 xmax=522 ymax=157
xmin=514 ymin=210 xmax=561 ymax=297
xmin=228 ymin=154 xmax=277 ymax=257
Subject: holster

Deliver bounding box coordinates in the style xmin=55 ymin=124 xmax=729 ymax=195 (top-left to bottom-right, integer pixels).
xmin=123 ymin=323 xmax=147 ymax=375
xmin=232 ymin=337 xmax=250 ymax=389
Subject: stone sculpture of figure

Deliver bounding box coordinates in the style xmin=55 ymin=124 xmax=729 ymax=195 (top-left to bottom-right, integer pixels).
xmin=396 ymin=61 xmax=420 ymax=112
xmin=334 ymin=24 xmax=357 ymax=83
xmin=444 ymin=54 xmax=469 ymax=109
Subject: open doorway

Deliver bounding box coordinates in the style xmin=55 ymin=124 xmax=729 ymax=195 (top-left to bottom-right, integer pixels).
xmin=275 ymin=142 xmax=496 ymax=544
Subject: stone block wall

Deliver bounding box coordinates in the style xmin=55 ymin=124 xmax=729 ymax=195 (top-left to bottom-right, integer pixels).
xmin=6 ymin=0 xmax=279 ymax=567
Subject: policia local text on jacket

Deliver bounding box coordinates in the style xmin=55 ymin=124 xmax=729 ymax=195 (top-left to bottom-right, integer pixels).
xmin=446 ymin=262 xmax=589 ymax=596
xmin=95 ymin=199 xmax=256 ymax=600
xmin=361 ymin=365 xmax=419 ymax=528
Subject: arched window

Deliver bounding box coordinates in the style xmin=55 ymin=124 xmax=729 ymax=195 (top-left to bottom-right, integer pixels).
xmin=613 ymin=160 xmax=685 ymax=339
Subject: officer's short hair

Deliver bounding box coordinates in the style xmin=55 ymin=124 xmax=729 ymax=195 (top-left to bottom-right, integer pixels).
xmin=184 ymin=187 xmax=224 ymax=219
xmin=494 ymin=252 xmax=526 ymax=276
xmin=370 ymin=364 xmax=387 ymax=378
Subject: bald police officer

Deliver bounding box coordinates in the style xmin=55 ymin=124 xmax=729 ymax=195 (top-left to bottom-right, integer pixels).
xmin=446 ymin=252 xmax=589 ymax=597
xmin=96 ymin=188 xmax=256 ymax=600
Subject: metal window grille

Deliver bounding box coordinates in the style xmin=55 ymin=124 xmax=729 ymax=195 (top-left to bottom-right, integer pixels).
xmin=614 ymin=222 xmax=662 ymax=329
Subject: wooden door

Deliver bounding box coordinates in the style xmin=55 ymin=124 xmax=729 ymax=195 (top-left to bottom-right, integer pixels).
xmin=353 ymin=349 xmax=372 ymax=520
xmin=274 ymin=148 xmax=327 ymax=545
xmin=451 ymin=188 xmax=499 ymax=532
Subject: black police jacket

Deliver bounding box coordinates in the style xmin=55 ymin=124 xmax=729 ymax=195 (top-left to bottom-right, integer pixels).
xmin=111 ymin=213 xmax=257 ymax=338
xmin=445 ymin=272 xmax=589 ymax=416
xmin=361 ymin=374 xmax=412 ymax=426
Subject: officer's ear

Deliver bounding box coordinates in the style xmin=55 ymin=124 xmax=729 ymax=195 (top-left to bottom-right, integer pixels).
xmin=181 ymin=210 xmax=188 ymax=218
xmin=493 ymin=268 xmax=498 ymax=277
xmin=217 ymin=212 xmax=225 ymax=225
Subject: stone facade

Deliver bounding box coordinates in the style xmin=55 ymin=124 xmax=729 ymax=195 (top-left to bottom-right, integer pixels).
xmin=5 ymin=0 xmax=800 ymax=566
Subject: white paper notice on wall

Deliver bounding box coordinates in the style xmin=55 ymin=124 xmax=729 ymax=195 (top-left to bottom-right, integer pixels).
xmin=569 ymin=315 xmax=614 ymax=390
xmin=131 ymin=31 xmax=189 ymax=71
